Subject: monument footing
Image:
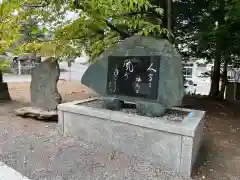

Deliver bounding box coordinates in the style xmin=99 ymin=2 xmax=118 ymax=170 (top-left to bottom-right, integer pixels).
xmin=14 ymin=107 xmax=58 ymax=121
xmin=58 ymin=98 xmax=205 ymax=178
xmin=0 ymin=82 xmax=11 ymax=101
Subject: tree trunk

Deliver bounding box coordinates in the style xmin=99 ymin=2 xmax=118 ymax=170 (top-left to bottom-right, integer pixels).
xmin=209 ymin=0 xmax=225 ymax=98
xmin=218 ymin=74 xmax=227 ymax=100
xmin=209 ymin=49 xmax=221 ymax=97
xmin=218 ymin=54 xmax=229 ymax=99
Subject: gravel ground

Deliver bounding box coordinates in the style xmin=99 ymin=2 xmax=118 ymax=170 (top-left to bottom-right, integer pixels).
xmin=0 ymin=81 xmax=192 ymax=180
xmin=1 ymin=81 xmax=240 ymax=179
xmin=81 ymin=100 xmax=187 ymax=123
xmin=0 ymin=134 xmax=190 ymax=180
xmin=0 ymin=104 xmax=192 ymax=180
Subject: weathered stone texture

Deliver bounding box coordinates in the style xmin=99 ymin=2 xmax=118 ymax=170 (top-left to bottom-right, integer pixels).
xmin=58 ymin=99 xmax=206 ymax=177
xmin=30 ymin=57 xmax=62 ymax=110
xmin=81 ymin=36 xmax=184 ymax=116
xmin=14 ymin=107 xmax=57 ymax=121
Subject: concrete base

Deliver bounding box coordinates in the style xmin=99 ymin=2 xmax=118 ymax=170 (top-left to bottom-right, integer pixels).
xmin=58 ymin=98 xmax=205 ymax=177
xmin=0 ymin=83 xmax=11 ymax=101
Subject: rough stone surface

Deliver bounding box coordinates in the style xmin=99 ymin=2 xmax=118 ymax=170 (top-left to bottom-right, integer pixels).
xmin=82 ymin=99 xmax=186 ymax=123
xmin=14 ymin=107 xmax=58 ymax=121
xmin=102 ymin=97 xmax=122 ymax=110
xmin=58 ymin=99 xmax=206 ymax=177
xmin=0 ymin=82 xmax=11 ymax=101
xmin=136 ymin=101 xmax=166 ymax=117
xmin=81 ymin=36 xmax=184 ymax=116
xmin=30 ymin=57 xmax=62 ymax=110
xmin=62 ymin=112 xmax=183 ymax=173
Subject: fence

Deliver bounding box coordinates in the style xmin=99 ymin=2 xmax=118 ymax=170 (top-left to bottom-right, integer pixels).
xmin=3 ymin=62 xmax=88 ymax=83
xmin=10 ymin=61 xmax=39 ymax=75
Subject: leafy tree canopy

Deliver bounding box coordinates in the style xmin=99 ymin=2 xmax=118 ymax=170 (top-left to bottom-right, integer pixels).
xmin=1 ymin=0 xmax=168 ymax=66
xmin=53 ymin=0 xmax=167 ymax=61
xmin=173 ymin=0 xmax=240 ymax=61
xmin=172 ymin=0 xmax=240 ymax=97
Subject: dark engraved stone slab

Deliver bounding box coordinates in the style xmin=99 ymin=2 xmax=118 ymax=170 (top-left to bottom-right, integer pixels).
xmin=106 ymin=56 xmax=160 ymax=100
xmin=81 ymin=36 xmax=184 ymax=117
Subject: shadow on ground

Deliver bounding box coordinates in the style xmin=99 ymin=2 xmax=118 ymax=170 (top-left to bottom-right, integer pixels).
xmin=182 ymin=96 xmax=240 ymax=179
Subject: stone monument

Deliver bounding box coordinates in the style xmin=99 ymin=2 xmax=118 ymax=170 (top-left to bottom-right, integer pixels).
xmin=81 ymin=35 xmax=184 ymax=116
xmin=14 ymin=57 xmax=62 ymax=120
xmin=0 ymin=71 xmax=11 ymax=101
xmin=58 ymin=36 xmax=205 ymax=177
xmin=30 ymin=57 xmax=62 ymax=109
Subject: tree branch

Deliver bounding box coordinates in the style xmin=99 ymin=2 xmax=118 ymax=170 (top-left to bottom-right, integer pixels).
xmin=73 ymin=0 xmax=163 ymax=38
xmin=20 ymin=1 xmax=50 ymax=9
xmin=105 ymin=21 xmax=132 ymax=39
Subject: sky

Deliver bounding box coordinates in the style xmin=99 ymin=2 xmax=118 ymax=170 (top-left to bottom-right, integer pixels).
xmin=65 ymin=11 xmax=79 ymax=21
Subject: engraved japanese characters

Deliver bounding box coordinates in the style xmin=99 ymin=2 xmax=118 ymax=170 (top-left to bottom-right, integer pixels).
xmin=106 ymin=56 xmax=160 ymax=100
xmin=81 ymin=35 xmax=184 ymax=117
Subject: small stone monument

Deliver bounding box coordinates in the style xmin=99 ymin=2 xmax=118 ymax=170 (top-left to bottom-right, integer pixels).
xmin=30 ymin=57 xmax=62 ymax=109
xmin=81 ymin=36 xmax=184 ymax=117
xmin=0 ymin=71 xmax=11 ymax=101
xmin=14 ymin=57 xmax=62 ymax=120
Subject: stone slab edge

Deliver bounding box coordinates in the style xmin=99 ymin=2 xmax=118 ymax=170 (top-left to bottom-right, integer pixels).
xmin=57 ymin=98 xmax=205 ymax=137
xmin=0 ymin=161 xmax=30 ymax=180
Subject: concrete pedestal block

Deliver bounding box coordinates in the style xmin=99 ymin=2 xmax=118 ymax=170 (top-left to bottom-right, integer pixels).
xmin=0 ymin=83 xmax=11 ymax=101
xmin=58 ymin=98 xmax=205 ymax=177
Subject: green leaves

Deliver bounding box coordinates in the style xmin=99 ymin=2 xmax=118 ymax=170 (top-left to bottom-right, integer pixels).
xmin=0 ymin=1 xmax=22 ymax=54
xmin=173 ymin=0 xmax=240 ymax=61
xmin=0 ymin=60 xmax=10 ymax=71
xmin=52 ymin=0 xmax=167 ymax=60
xmin=0 ymin=0 xmax=167 ymax=64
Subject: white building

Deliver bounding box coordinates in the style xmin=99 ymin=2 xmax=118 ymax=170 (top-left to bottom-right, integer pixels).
xmin=182 ymin=58 xmax=211 ymax=95
xmin=182 ymin=58 xmax=210 ymax=81
xmin=74 ymin=50 xmax=89 ymax=65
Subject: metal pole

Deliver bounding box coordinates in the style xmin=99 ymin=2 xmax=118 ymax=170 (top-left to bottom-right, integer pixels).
xmin=68 ymin=61 xmax=72 ymax=81
xmin=69 ymin=66 xmax=71 ymax=81
xmin=18 ymin=60 xmax=21 ymax=75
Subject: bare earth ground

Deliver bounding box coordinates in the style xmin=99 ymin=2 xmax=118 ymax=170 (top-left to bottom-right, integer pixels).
xmin=0 ymin=81 xmax=240 ymax=179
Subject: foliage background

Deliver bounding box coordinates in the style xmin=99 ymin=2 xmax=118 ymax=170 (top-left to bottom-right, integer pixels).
xmin=1 ymin=0 xmax=240 ymax=98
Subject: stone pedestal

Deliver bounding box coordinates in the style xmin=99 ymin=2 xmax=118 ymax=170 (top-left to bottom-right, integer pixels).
xmin=14 ymin=107 xmax=57 ymax=121
xmin=58 ymin=98 xmax=206 ymax=178
xmin=0 ymin=82 xmax=11 ymax=101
